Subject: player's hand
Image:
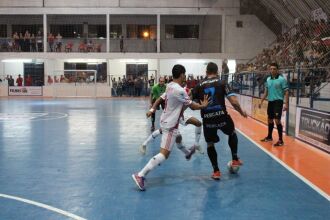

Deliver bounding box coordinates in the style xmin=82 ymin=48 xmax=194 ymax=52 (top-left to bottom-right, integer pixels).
xmin=283 ymin=103 xmax=288 ymax=111
xmin=200 ymin=94 xmax=209 ymax=108
xmin=146 ymin=111 xmax=152 ymax=118
xmin=241 ymin=111 xmax=248 ymax=118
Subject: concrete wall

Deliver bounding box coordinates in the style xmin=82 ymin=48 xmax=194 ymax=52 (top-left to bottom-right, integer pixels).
xmin=224 ymin=15 xmax=276 ymax=58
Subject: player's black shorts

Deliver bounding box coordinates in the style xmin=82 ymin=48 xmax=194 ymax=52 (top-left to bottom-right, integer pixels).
xmin=267 ymin=100 xmax=283 ymax=120
xmin=203 ymin=114 xmax=235 ymax=143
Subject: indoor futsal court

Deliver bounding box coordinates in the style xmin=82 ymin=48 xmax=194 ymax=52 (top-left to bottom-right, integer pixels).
xmin=0 ymin=98 xmax=329 ymax=219
xmin=1 ymin=0 xmax=330 ymax=219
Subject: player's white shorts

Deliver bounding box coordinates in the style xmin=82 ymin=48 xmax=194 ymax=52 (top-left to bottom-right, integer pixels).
xmin=179 ymin=115 xmax=193 ymax=126
xmin=160 ymin=128 xmax=180 ymax=151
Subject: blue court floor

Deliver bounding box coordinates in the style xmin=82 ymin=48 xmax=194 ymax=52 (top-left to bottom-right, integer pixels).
xmin=0 ymin=98 xmax=329 ymax=220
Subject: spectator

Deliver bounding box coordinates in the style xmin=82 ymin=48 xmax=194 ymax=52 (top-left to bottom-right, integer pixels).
xmin=36 ymin=31 xmax=43 ymax=52
xmin=25 ymin=74 xmax=32 ymax=86
xmin=8 ymin=75 xmax=14 ymax=86
xmin=16 ymin=74 xmax=23 ymax=86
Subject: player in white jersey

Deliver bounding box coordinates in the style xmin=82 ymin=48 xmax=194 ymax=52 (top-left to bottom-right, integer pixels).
xmin=139 ymin=84 xmax=204 ymax=157
xmin=132 ymin=64 xmax=209 ymax=191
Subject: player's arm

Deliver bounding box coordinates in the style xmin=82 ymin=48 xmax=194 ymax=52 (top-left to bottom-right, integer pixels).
xmin=282 ymin=78 xmax=289 ymax=111
xmin=227 ymin=95 xmax=247 ymax=118
xmin=146 ymin=95 xmax=164 ymax=118
xmin=259 ymin=86 xmax=268 ymax=108
xmin=189 ymin=94 xmax=209 ymax=110
xmin=150 ymin=86 xmax=155 ymax=108
xmin=224 ymin=82 xmax=247 ymax=118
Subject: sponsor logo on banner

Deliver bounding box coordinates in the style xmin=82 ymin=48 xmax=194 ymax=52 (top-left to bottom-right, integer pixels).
xmin=251 ymin=98 xmax=286 ymax=131
xmin=9 ymin=86 xmax=42 ymax=96
xmin=296 ymin=107 xmax=330 ymax=153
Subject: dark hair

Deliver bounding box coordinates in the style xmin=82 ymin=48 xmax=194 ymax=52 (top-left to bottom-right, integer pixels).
xmin=269 ymin=62 xmax=279 ymax=69
xmin=206 ymin=62 xmax=218 ymax=74
xmin=172 ymin=64 xmax=186 ymax=79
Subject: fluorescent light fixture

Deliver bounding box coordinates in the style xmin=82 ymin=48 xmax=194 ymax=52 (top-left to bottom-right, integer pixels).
xmin=66 ymin=59 xmax=106 ymax=63
xmin=176 ymin=59 xmax=206 ymax=64
xmin=2 ymin=59 xmax=33 ymax=63
xmin=119 ymin=59 xmax=148 ymax=63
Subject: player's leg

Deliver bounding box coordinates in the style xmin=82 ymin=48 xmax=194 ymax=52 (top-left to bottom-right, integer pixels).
xmin=132 ymin=128 xmax=177 ymax=190
xmin=175 ymin=133 xmax=195 ymax=160
xmin=220 ymin=115 xmax=243 ymax=167
xmin=203 ymin=123 xmax=221 ymax=180
xmin=139 ymin=128 xmax=162 ymax=155
xmin=273 ymin=100 xmax=284 ymax=146
xmin=185 ymin=116 xmax=203 ymax=154
xmin=261 ymin=101 xmax=275 ymax=142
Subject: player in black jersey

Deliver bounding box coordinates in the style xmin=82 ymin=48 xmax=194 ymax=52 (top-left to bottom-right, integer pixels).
xmin=192 ymin=62 xmax=247 ymax=180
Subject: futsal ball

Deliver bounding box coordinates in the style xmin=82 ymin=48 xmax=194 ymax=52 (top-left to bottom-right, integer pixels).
xmin=227 ymin=161 xmax=240 ymax=174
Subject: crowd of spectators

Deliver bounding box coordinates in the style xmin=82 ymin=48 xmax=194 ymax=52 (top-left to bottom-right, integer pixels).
xmin=237 ymin=19 xmax=330 ymax=72
xmin=0 ymin=74 xmax=34 ymax=86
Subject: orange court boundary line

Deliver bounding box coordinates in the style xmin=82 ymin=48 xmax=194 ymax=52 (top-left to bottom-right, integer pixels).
xmin=228 ymin=109 xmax=330 ymax=201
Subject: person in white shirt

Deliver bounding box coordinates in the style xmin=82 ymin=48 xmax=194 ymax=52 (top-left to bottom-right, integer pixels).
xmin=132 ymin=64 xmax=209 ymax=191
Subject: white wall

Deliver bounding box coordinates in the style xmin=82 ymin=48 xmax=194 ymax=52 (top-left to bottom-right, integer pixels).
xmin=1 ymin=62 xmax=24 ymax=79
xmin=225 ymin=15 xmax=276 ymax=58
xmin=0 ymin=0 xmax=42 ymax=7
xmin=109 ymin=59 xmax=158 ymax=79
xmin=159 ymin=59 xmax=222 ymax=76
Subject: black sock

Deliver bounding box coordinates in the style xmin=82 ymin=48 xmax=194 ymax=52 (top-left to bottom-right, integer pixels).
xmin=268 ymin=123 xmax=274 ymax=139
xmin=277 ymin=123 xmax=283 ymax=141
xmin=207 ymin=146 xmax=219 ymax=172
xmin=228 ymin=132 xmax=238 ymax=161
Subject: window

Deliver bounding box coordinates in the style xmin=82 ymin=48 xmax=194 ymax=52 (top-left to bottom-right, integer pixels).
xmin=110 ymin=25 xmax=122 ymax=39
xmin=88 ymin=25 xmax=106 ymax=38
xmin=0 ymin=25 xmax=6 ymax=38
xmin=126 ymin=25 xmax=156 ymax=39
xmin=12 ymin=25 xmax=43 ymax=35
xmin=50 ymin=25 xmax=83 ymax=38
xmin=165 ymin=25 xmax=199 ymax=39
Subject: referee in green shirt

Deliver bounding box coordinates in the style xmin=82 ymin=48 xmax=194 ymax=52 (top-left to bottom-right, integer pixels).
xmin=259 ymin=63 xmax=289 ymax=146
xmin=150 ymin=76 xmax=166 ymax=131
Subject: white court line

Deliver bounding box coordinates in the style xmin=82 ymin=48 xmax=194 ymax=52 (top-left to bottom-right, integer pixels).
xmin=0 ymin=193 xmax=87 ymax=220
xmin=235 ymin=128 xmax=330 ymax=202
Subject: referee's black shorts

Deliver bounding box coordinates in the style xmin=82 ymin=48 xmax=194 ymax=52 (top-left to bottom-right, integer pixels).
xmin=267 ymin=100 xmax=283 ymax=120
xmin=203 ymin=114 xmax=235 ymax=143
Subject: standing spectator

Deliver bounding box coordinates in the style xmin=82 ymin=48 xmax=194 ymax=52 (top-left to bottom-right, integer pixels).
xmin=8 ymin=75 xmax=14 ymax=86
xmin=117 ymin=77 xmax=123 ymax=97
xmin=222 ymin=59 xmax=229 ymax=75
xmin=25 ymin=74 xmax=32 ymax=86
xmin=36 ymin=31 xmax=43 ymax=52
xmin=48 ymin=33 xmax=55 ymax=52
xmin=55 ymin=33 xmax=62 ymax=52
xmin=120 ymin=35 xmax=124 ymax=52
xmin=16 ymin=74 xmax=23 ymax=86
xmin=30 ymin=34 xmax=36 ymax=52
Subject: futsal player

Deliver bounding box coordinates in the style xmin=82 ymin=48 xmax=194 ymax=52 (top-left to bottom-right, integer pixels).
xmin=132 ymin=64 xmax=209 ymax=191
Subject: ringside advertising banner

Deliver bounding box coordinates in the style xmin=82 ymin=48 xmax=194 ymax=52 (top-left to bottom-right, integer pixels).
xmin=296 ymin=107 xmax=330 ymax=153
xmin=8 ymin=86 xmax=42 ymax=96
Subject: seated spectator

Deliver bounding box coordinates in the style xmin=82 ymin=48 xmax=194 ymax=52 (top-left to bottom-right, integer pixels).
xmin=78 ymin=41 xmax=86 ymax=52
xmin=65 ymin=42 xmax=73 ymax=52
xmin=47 ymin=75 xmax=53 ymax=84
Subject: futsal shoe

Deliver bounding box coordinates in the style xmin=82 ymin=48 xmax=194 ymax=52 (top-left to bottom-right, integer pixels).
xmin=261 ymin=137 xmax=273 ymax=142
xmin=274 ymin=140 xmax=284 ymax=147
xmin=185 ymin=146 xmax=196 ymax=161
xmin=194 ymin=145 xmax=204 ymax=154
xmin=139 ymin=145 xmax=146 ymax=155
xmin=232 ymin=159 xmax=243 ymax=166
xmin=132 ymin=173 xmax=145 ymax=191
xmin=211 ymin=171 xmax=221 ymax=180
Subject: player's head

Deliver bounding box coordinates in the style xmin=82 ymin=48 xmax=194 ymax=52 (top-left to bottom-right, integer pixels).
xmin=269 ymin=62 xmax=279 ymax=75
xmin=172 ymin=64 xmax=186 ymax=82
xmin=159 ymin=76 xmax=165 ymax=86
xmin=206 ymin=62 xmax=218 ymax=76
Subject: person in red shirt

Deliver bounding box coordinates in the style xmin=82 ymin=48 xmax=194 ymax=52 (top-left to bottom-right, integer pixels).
xmin=25 ymin=74 xmax=32 ymax=86
xmin=16 ymin=74 xmax=23 ymax=86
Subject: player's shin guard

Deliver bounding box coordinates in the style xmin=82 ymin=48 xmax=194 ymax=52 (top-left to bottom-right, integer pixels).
xmin=207 ymin=145 xmax=219 ymax=172
xmin=138 ymin=153 xmax=166 ymax=177
xmin=228 ymin=132 xmax=238 ymax=161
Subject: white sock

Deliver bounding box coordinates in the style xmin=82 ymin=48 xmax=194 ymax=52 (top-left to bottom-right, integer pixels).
xmin=142 ymin=129 xmax=161 ymax=146
xmin=176 ymin=142 xmax=189 ymax=156
xmin=194 ymin=126 xmax=202 ymax=146
xmin=138 ymin=153 xmax=166 ymax=177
